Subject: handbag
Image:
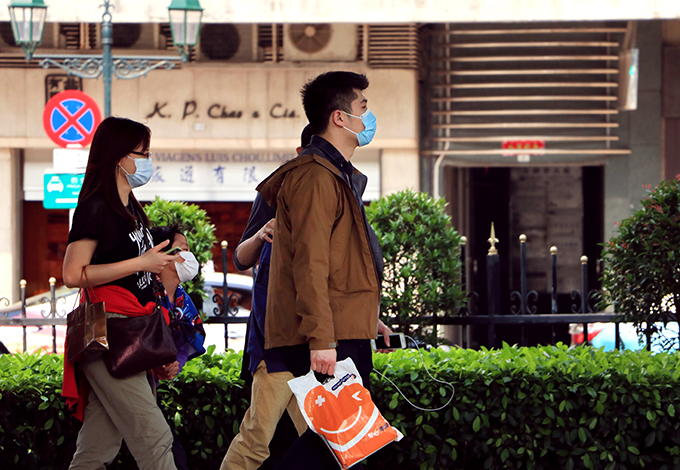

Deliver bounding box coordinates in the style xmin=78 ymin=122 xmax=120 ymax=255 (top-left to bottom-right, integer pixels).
xmin=103 ymin=280 xmax=178 ymax=379
xmin=288 ymin=358 xmax=403 ymax=469
xmin=65 ymin=269 xmax=108 ymax=363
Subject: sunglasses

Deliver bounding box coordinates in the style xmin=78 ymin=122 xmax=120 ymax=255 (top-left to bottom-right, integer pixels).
xmin=129 ymin=150 xmax=152 ymax=158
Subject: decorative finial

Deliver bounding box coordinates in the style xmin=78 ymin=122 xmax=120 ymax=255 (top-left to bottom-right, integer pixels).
xmin=20 ymin=279 xmax=26 ymax=287
xmin=221 ymin=240 xmax=228 ymax=249
xmin=460 ymin=236 xmax=467 ymax=245
xmin=580 ymin=255 xmax=588 ymax=265
xmin=519 ymin=234 xmax=527 ymax=243
xmin=550 ymin=246 xmax=558 ymax=255
xmin=49 ymin=277 xmax=56 ymax=285
xmin=488 ymin=222 xmax=499 ymax=255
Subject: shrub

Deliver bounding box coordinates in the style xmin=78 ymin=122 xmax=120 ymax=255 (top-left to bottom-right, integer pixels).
xmin=599 ymin=178 xmax=680 ymax=351
xmin=144 ymin=197 xmax=217 ymax=307
xmin=366 ymin=190 xmax=464 ymax=345
xmin=2 ymin=345 xmax=680 ymax=470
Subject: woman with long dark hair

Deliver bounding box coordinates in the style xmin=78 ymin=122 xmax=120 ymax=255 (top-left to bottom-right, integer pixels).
xmin=62 ymin=117 xmax=179 ymax=470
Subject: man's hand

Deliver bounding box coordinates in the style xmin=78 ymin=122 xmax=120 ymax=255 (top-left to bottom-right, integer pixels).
xmin=258 ymin=218 xmax=276 ymax=243
xmin=310 ymin=348 xmax=337 ymax=376
xmin=377 ymin=319 xmax=394 ymax=352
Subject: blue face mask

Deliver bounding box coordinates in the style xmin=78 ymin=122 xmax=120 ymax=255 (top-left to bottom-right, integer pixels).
xmin=343 ymin=109 xmax=377 ymax=147
xmin=120 ymin=156 xmax=153 ymax=188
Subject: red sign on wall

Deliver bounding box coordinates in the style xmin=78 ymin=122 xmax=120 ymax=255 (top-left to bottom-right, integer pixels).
xmin=502 ymin=140 xmax=546 ymax=152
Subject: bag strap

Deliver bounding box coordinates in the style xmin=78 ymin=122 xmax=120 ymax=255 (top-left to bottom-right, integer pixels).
xmin=81 ymin=266 xmax=100 ymax=303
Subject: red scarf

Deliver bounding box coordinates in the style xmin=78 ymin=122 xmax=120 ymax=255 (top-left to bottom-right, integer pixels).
xmin=62 ymin=285 xmax=169 ymax=421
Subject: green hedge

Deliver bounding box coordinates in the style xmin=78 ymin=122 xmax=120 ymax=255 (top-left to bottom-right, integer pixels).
xmin=1 ymin=344 xmax=680 ymax=469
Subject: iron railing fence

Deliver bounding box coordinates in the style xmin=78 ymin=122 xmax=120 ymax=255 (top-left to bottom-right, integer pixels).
xmin=1 ymin=230 xmax=675 ymax=354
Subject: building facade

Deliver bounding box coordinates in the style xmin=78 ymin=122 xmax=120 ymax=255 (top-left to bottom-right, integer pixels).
xmin=0 ymin=1 xmax=679 ymax=306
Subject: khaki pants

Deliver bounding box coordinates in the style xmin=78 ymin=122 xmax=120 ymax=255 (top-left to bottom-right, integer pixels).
xmin=220 ymin=361 xmax=307 ymax=470
xmin=68 ymin=356 xmax=177 ymax=470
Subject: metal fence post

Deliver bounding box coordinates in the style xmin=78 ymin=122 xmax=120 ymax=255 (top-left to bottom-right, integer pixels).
xmin=550 ymin=246 xmax=558 ymax=343
xmin=20 ymin=279 xmax=26 ymax=353
xmin=581 ymin=256 xmax=589 ymax=346
xmin=519 ymin=234 xmax=527 ymax=345
xmin=221 ymin=240 xmax=229 ymax=350
xmin=487 ymin=224 xmax=500 ymax=348
xmin=49 ymin=277 xmax=57 ymax=354
xmin=460 ymin=236 xmax=468 ymax=349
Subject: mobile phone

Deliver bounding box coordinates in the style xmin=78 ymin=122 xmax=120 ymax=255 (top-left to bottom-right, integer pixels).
xmin=371 ymin=333 xmax=406 ymax=350
xmin=164 ymin=246 xmax=182 ymax=256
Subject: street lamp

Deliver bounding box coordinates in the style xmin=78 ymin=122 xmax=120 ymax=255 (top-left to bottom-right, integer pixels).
xmin=7 ymin=0 xmax=46 ymax=61
xmin=168 ymin=0 xmax=203 ymax=61
xmin=9 ymin=0 xmax=204 ymax=117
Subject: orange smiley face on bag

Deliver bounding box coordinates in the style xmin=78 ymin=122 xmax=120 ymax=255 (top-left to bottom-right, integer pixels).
xmin=304 ymin=382 xmax=376 ymax=446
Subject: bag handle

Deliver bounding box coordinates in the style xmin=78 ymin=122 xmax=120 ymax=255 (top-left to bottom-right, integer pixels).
xmin=80 ymin=266 xmax=100 ymax=303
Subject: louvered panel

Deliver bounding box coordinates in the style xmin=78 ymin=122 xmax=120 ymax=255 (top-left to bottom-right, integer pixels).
xmin=433 ymin=27 xmax=628 ymax=35
xmin=60 ymin=23 xmax=80 ymax=50
xmin=434 ymin=96 xmax=617 ymax=102
xmin=438 ymin=136 xmax=619 ymax=142
xmin=448 ymin=41 xmax=620 ymax=48
xmin=425 ymin=21 xmax=630 ymax=158
xmin=356 ymin=24 xmax=365 ymax=61
xmin=367 ymin=24 xmax=418 ymax=69
xmin=445 ymin=55 xmax=619 ymax=62
xmin=435 ymin=82 xmax=619 ymax=89
xmin=432 ymin=122 xmax=619 ymax=129
xmin=160 ymin=24 xmax=174 ymax=50
xmin=257 ymin=24 xmax=282 ymax=62
xmin=87 ymin=24 xmax=98 ymax=49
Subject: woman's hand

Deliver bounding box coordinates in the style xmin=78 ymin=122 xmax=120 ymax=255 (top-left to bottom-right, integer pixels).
xmin=153 ymin=361 xmax=180 ymax=380
xmin=138 ymin=239 xmax=179 ymax=274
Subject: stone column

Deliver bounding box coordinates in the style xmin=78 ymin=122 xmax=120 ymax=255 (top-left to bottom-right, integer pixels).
xmin=0 ymin=148 xmax=20 ymax=302
xmin=380 ymin=149 xmax=420 ymax=196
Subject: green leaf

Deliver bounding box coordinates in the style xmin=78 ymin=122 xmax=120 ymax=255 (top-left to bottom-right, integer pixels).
xmin=205 ymin=415 xmax=214 ymax=429
xmin=44 ymin=418 xmax=54 ymax=430
xmin=578 ymin=427 xmax=586 ymax=443
xmin=669 ymin=404 xmax=676 ymax=417
xmin=422 ymin=424 xmax=436 ymax=435
xmin=628 ymin=446 xmax=640 ymax=455
xmin=473 ymin=416 xmax=481 ymax=432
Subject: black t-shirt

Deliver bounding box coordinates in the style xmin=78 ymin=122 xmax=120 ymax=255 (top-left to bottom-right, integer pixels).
xmin=67 ymin=192 xmax=155 ymax=306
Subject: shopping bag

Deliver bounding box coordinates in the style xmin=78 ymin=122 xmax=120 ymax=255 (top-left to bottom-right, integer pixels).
xmin=288 ymin=357 xmax=403 ymax=469
xmin=65 ymin=290 xmax=108 ymax=363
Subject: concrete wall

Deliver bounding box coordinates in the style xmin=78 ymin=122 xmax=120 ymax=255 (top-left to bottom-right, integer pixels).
xmin=0 ymin=0 xmax=679 ymax=23
xmin=604 ymin=21 xmax=663 ymax=242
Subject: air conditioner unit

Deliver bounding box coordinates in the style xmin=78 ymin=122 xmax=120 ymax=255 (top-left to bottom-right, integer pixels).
xmin=283 ymin=24 xmax=357 ymax=62
xmin=200 ymin=24 xmax=255 ymax=62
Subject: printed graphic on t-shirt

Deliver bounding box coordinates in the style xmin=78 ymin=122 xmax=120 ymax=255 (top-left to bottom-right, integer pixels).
xmin=129 ymin=225 xmax=154 ymax=292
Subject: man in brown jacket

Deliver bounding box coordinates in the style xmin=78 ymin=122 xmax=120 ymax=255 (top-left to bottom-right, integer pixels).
xmin=257 ymin=71 xmax=392 ymax=469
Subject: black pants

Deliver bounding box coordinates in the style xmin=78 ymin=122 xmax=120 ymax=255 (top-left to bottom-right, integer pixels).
xmin=273 ymin=340 xmax=373 ymax=470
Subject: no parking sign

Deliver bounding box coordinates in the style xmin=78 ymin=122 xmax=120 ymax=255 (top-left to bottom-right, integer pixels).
xmin=42 ymin=90 xmax=102 ymax=148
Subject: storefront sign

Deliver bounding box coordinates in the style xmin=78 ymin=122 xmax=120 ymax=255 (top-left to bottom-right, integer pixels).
xmin=131 ymin=150 xmax=381 ymax=202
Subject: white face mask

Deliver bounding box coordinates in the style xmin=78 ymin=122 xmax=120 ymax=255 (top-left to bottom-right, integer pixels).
xmin=175 ymin=251 xmax=199 ymax=283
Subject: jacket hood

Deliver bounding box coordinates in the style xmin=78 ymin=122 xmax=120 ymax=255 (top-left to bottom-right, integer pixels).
xmin=257 ymin=153 xmax=345 ymax=209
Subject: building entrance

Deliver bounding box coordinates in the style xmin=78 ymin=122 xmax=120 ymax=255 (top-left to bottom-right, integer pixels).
xmin=448 ymin=165 xmax=603 ymax=347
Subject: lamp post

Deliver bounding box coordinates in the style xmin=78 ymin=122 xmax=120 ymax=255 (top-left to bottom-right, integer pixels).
xmin=8 ymin=0 xmax=203 ymax=117
xmin=7 ymin=0 xmax=46 ymax=61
